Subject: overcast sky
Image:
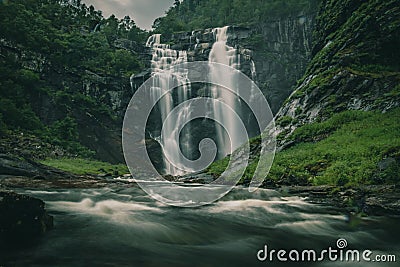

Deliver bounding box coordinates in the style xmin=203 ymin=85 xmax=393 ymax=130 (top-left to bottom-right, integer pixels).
xmin=81 ymin=0 xmax=175 ymax=30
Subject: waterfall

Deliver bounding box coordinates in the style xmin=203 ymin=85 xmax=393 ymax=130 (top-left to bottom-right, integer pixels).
xmin=249 ymin=60 xmax=258 ymax=103
xmin=93 ymin=23 xmax=100 ymax=32
xmin=209 ymin=26 xmax=246 ymax=157
xmin=146 ymin=34 xmax=193 ymax=176
xmin=145 ymin=34 xmax=161 ymax=47
xmin=143 ymin=26 xmax=255 ymax=175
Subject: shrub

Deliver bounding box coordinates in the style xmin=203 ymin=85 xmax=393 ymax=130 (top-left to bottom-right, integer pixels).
xmin=276 ymin=116 xmax=293 ymax=127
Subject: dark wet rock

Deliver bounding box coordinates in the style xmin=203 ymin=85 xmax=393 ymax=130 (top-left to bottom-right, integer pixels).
xmin=0 ymin=133 xmax=69 ymax=161
xmin=0 ymin=175 xmax=112 ymax=189
xmin=0 ymin=153 xmax=73 ymax=179
xmin=282 ymin=185 xmax=334 ymax=197
xmin=362 ymin=186 xmax=400 ymax=216
xmin=0 ymin=154 xmax=39 ymax=177
xmin=113 ymin=38 xmax=145 ymax=53
xmin=378 ymin=157 xmax=397 ymax=171
xmin=0 ymin=153 xmax=120 ymax=189
xmin=281 ymin=185 xmax=400 ymax=216
xmin=145 ymin=139 xmax=164 ymax=173
xmin=178 ymin=173 xmax=215 ymax=184
xmin=0 ymin=191 xmax=53 ymax=248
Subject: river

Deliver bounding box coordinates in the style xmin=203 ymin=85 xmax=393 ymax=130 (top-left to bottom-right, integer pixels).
xmin=2 ymin=182 xmax=399 ymax=267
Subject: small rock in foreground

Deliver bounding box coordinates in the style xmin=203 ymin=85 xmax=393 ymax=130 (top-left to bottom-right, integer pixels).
xmin=0 ymin=191 xmax=53 ymax=248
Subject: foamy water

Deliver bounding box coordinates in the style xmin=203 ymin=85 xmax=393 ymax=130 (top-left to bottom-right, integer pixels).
xmin=3 ymin=186 xmax=399 ymax=267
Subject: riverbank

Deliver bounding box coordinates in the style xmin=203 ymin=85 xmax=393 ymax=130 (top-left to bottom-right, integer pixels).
xmin=278 ymin=184 xmax=400 ymax=216
xmin=1 ymin=153 xmax=399 ymax=217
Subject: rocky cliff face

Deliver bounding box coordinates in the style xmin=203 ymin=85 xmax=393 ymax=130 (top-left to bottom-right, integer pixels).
xmin=275 ymin=0 xmax=400 ymax=145
xmin=161 ymin=13 xmax=316 ymax=114
xmin=0 ymin=38 xmax=149 ymax=163
xmin=247 ymin=14 xmax=315 ymax=113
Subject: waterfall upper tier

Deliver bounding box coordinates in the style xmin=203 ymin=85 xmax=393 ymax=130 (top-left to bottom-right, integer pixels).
xmin=147 ymin=16 xmax=314 ymax=114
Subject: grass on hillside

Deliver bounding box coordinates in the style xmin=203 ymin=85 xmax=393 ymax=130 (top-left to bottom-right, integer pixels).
xmin=40 ymin=158 xmax=129 ymax=176
xmin=208 ymin=108 xmax=400 ymax=186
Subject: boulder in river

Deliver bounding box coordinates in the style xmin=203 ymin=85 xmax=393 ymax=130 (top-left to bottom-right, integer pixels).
xmin=0 ymin=191 xmax=53 ymax=248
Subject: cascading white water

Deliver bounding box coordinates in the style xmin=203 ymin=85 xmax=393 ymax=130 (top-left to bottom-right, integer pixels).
xmin=145 ymin=34 xmax=161 ymax=47
xmin=249 ymin=59 xmax=258 ymax=103
xmin=144 ymin=26 xmax=253 ymax=175
xmin=209 ymin=26 xmax=246 ymax=157
xmin=146 ymin=34 xmax=192 ymax=175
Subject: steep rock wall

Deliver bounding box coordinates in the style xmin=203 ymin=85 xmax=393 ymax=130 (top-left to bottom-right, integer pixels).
xmin=160 ymin=13 xmax=316 ymax=114
xmin=0 ymin=38 xmax=149 ymax=163
xmin=274 ymin=0 xmax=400 ymax=147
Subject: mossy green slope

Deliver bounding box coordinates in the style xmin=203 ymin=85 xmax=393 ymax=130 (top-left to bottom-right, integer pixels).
xmin=280 ymin=0 xmax=400 ymax=125
xmin=209 ymin=108 xmax=400 ymax=186
xmin=39 ymin=158 xmax=128 ymax=176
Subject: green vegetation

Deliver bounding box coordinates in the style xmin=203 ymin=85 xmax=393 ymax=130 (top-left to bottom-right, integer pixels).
xmin=304 ymin=0 xmax=400 ymax=81
xmin=289 ymin=110 xmax=369 ymax=142
xmin=282 ymin=0 xmax=400 ymax=133
xmin=1 ymin=0 xmax=398 ymax=189
xmin=276 ymin=116 xmax=293 ymax=127
xmin=153 ymin=0 xmax=321 ymax=35
xmin=347 ymin=64 xmax=400 ymax=79
xmin=0 ymin=0 xmax=145 ymax=75
xmin=40 ymin=158 xmax=129 ymax=176
xmin=273 ymin=109 xmax=400 ymax=186
xmin=208 ymin=109 xmax=400 ymax=186
xmin=45 ymin=116 xmax=95 ymax=158
xmin=385 ymin=85 xmax=400 ymax=97
xmin=0 ymin=0 xmax=146 ymax=158
xmin=207 ymin=156 xmax=229 ymax=177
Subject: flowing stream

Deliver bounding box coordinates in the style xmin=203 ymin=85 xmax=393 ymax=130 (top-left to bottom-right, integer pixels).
xmin=3 ymin=184 xmax=399 ymax=267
